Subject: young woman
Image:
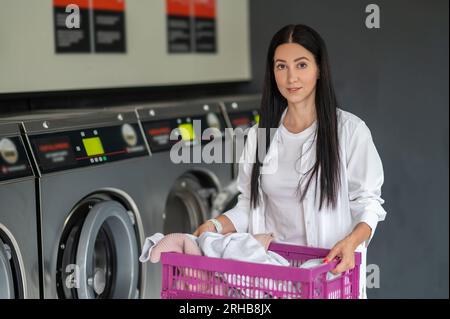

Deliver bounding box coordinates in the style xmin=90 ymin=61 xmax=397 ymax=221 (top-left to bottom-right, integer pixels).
xmin=194 ymin=24 xmax=387 ymax=298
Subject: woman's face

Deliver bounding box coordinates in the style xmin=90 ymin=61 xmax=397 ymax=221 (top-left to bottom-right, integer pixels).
xmin=273 ymin=43 xmax=320 ymax=105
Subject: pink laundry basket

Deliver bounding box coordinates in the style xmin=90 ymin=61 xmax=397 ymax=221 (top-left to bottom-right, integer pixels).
xmin=161 ymin=242 xmax=362 ymax=299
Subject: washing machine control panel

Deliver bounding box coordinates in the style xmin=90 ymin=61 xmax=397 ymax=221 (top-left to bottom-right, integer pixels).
xmin=142 ymin=112 xmax=227 ymax=153
xmin=228 ymin=110 xmax=260 ymax=130
xmin=29 ymin=123 xmax=148 ymax=174
xmin=0 ymin=136 xmax=33 ymax=182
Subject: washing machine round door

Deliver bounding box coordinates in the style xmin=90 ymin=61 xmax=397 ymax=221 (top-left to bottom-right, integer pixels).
xmin=164 ymin=173 xmax=217 ymax=234
xmin=0 ymin=230 xmax=24 ymax=299
xmin=0 ymin=238 xmax=15 ymax=299
xmin=74 ymin=200 xmax=139 ymax=299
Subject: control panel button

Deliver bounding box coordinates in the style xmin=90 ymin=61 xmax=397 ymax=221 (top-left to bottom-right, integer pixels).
xmin=206 ymin=112 xmax=221 ymax=130
xmin=0 ymin=138 xmax=19 ymax=165
xmin=121 ymin=123 xmax=137 ymax=147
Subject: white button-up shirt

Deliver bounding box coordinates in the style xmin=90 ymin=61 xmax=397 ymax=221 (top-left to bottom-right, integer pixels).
xmin=224 ymin=108 xmax=387 ymax=298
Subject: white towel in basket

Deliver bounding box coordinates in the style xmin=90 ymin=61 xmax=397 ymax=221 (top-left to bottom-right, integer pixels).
xmin=300 ymin=258 xmax=341 ymax=281
xmin=198 ymin=232 xmax=290 ymax=267
xmin=197 ymin=232 xmax=292 ymax=298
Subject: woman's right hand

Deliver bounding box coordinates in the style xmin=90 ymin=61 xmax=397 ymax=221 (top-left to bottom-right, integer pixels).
xmin=193 ymin=221 xmax=216 ymax=237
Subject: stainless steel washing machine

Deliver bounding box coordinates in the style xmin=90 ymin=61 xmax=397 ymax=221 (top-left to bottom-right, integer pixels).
xmin=14 ymin=109 xmax=157 ymax=299
xmin=0 ymin=122 xmax=39 ymax=299
xmin=137 ymin=100 xmax=235 ymax=235
xmin=196 ymin=94 xmax=263 ymax=216
xmin=221 ymin=94 xmax=261 ymax=179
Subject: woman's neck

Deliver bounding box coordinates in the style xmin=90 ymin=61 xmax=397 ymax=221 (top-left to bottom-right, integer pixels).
xmin=283 ymin=99 xmax=317 ymax=134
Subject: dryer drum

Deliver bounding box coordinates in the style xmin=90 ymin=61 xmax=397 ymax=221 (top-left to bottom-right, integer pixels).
xmin=56 ymin=198 xmax=139 ymax=299
xmin=0 ymin=230 xmax=24 ymax=299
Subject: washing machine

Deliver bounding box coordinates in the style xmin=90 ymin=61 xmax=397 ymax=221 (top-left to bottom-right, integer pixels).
xmin=0 ymin=122 xmax=40 ymax=299
xmin=220 ymin=94 xmax=261 ymax=179
xmin=136 ymin=100 xmax=235 ymax=236
xmin=194 ymin=94 xmax=263 ymax=217
xmin=13 ymin=109 xmax=158 ymax=299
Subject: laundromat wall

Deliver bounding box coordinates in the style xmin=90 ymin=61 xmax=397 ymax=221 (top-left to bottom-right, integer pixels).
xmin=0 ymin=0 xmax=251 ymax=94
xmin=1 ymin=0 xmax=449 ymax=299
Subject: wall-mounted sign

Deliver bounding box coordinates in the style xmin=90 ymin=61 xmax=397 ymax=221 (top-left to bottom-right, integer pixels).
xmin=193 ymin=0 xmax=216 ymax=53
xmin=53 ymin=0 xmax=91 ymax=53
xmin=53 ymin=0 xmax=126 ymax=53
xmin=166 ymin=0 xmax=216 ymax=54
xmin=92 ymin=0 xmax=126 ymax=53
xmin=166 ymin=0 xmax=192 ymax=53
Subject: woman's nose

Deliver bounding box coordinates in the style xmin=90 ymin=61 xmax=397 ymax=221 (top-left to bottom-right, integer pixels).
xmin=287 ymin=69 xmax=299 ymax=84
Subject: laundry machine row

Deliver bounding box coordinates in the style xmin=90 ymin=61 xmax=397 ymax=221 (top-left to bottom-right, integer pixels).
xmin=0 ymin=94 xmax=262 ymax=299
xmin=2 ymin=109 xmax=162 ymax=299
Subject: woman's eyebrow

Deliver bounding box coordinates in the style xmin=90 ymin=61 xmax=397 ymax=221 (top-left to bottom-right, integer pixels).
xmin=274 ymin=57 xmax=310 ymax=63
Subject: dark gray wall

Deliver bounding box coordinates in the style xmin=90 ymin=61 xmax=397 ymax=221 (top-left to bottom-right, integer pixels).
xmin=247 ymin=0 xmax=448 ymax=298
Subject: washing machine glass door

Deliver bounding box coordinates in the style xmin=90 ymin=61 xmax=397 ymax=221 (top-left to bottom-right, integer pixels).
xmin=0 ymin=238 xmax=15 ymax=299
xmin=75 ymin=200 xmax=139 ymax=299
xmin=164 ymin=174 xmax=210 ymax=234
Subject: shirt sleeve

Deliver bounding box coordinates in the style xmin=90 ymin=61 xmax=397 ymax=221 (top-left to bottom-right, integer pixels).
xmin=347 ymin=121 xmax=387 ymax=247
xmin=222 ymin=127 xmax=257 ymax=233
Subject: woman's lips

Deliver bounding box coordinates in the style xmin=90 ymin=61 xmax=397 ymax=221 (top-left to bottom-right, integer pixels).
xmin=287 ymin=87 xmax=302 ymax=93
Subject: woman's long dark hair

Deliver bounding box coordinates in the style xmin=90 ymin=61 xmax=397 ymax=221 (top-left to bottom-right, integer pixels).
xmin=250 ymin=24 xmax=340 ymax=210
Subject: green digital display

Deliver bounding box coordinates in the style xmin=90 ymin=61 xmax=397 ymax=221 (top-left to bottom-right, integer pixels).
xmin=82 ymin=137 xmax=105 ymax=156
xmin=178 ymin=123 xmax=195 ymax=141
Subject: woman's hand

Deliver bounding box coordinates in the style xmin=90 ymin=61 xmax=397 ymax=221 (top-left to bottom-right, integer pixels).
xmin=324 ymin=222 xmax=372 ymax=275
xmin=193 ymin=221 xmax=216 ymax=237
xmin=323 ymin=236 xmax=358 ymax=275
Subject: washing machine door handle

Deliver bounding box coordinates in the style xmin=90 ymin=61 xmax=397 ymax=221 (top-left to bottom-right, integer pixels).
xmin=75 ymin=200 xmax=139 ymax=299
xmin=0 ymin=239 xmax=15 ymax=299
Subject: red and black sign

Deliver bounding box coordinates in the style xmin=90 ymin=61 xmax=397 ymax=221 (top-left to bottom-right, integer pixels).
xmin=53 ymin=0 xmax=126 ymax=53
xmin=166 ymin=0 xmax=216 ymax=53
xmin=166 ymin=0 xmax=192 ymax=53
xmin=53 ymin=0 xmax=91 ymax=53
xmin=92 ymin=0 xmax=126 ymax=53
xmin=193 ymin=0 xmax=216 ymax=53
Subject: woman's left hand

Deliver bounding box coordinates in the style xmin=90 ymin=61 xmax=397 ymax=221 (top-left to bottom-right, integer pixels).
xmin=323 ymin=236 xmax=358 ymax=275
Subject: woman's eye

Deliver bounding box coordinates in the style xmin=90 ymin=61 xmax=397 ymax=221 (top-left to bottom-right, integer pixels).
xmin=298 ymin=62 xmax=307 ymax=69
xmin=276 ymin=64 xmax=285 ymax=70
